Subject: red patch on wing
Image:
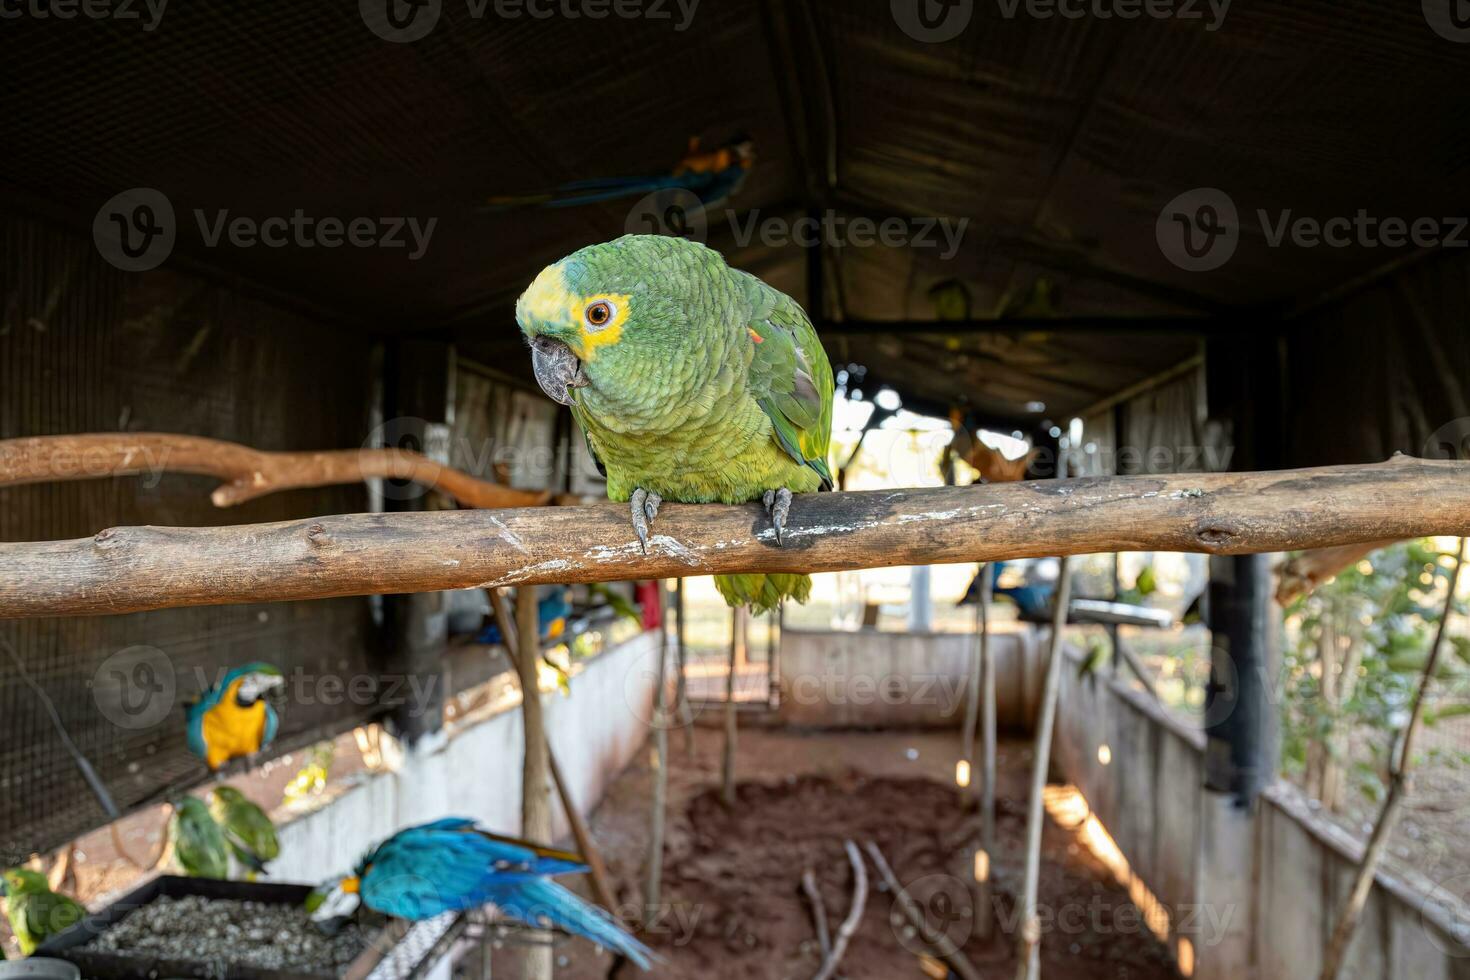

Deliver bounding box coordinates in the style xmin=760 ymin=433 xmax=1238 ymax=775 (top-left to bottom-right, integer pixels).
xmin=748 ymin=327 xmax=764 ymax=344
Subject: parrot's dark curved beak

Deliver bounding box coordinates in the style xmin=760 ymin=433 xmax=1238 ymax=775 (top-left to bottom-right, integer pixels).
xmin=531 ymin=336 xmax=589 ymax=406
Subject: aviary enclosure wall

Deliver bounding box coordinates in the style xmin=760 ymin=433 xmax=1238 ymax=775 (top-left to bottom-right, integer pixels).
xmin=0 ymin=213 xmax=382 ymax=866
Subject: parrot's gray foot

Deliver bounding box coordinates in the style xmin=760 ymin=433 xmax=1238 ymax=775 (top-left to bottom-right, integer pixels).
xmin=630 ymin=488 xmax=662 ymax=555
xmin=763 ymin=488 xmax=793 ymax=545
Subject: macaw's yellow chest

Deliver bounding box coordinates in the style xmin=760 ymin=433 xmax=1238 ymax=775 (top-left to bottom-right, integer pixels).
xmin=202 ymin=678 xmax=269 ymax=769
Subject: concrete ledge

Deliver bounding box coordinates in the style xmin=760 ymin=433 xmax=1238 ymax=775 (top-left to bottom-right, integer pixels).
xmin=1051 ymin=644 xmax=1470 ymax=980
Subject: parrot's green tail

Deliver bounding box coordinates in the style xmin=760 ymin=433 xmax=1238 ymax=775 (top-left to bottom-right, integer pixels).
xmin=713 ymin=573 xmax=812 ymax=615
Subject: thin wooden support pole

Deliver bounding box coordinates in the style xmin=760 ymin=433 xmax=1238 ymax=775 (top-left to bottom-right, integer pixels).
xmin=1015 ymin=555 xmax=1076 ymax=980
xmin=1318 ymin=537 xmax=1466 ymax=980
xmin=977 ymin=561 xmax=997 ymax=942
xmin=645 ymin=582 xmax=670 ymax=925
xmin=721 ymin=607 xmax=743 ymax=808
xmin=513 ymin=585 xmax=553 ymax=980
xmin=487 ymin=588 xmax=617 ymax=915
xmin=961 ymin=565 xmax=986 ymax=764
xmin=673 ymin=579 xmax=695 ymax=756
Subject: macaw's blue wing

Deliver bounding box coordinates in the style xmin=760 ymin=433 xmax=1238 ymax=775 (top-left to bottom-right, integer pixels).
xmin=361 ymin=822 xmax=588 ymax=912
xmin=185 ymin=701 xmax=209 ymax=759
xmin=261 ymin=703 xmax=279 ymax=748
xmin=358 ymin=820 xmax=653 ymax=967
xmin=483 ymin=877 xmax=655 ymax=970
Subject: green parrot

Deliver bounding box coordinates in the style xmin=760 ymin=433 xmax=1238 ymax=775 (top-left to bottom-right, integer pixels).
xmin=169 ymin=797 xmax=230 ymax=879
xmin=517 ymin=235 xmax=834 ymax=614
xmin=208 ymin=786 xmax=280 ymax=876
xmin=1 ymin=867 xmax=86 ymax=955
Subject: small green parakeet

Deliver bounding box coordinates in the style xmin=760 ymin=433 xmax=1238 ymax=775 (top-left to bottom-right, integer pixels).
xmin=208 ymin=786 xmax=280 ymax=876
xmin=518 ymin=236 xmax=834 ymax=613
xmin=169 ymin=797 xmax=230 ymax=879
xmin=1 ymin=867 xmax=86 ymax=955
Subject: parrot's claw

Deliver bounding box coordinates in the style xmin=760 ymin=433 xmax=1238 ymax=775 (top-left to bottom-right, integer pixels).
xmin=763 ymin=488 xmax=793 ymax=545
xmin=631 ymin=488 xmax=662 ymax=555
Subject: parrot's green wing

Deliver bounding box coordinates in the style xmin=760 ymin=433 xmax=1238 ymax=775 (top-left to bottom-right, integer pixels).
xmin=11 ymin=890 xmax=85 ymax=954
xmin=221 ymin=801 xmax=280 ymax=871
xmin=737 ymin=272 xmax=834 ymax=489
xmin=171 ymin=801 xmax=230 ymax=879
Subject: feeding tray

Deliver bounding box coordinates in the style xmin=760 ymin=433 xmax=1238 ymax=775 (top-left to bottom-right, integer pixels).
xmin=35 ymin=876 xmax=456 ymax=980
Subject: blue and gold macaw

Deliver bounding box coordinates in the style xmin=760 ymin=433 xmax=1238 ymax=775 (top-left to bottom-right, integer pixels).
xmin=483 ymin=135 xmax=753 ymax=214
xmin=185 ymin=663 xmax=284 ymax=771
xmin=311 ymin=818 xmax=654 ymax=970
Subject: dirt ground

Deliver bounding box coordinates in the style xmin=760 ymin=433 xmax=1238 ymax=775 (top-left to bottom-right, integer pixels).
xmin=546 ymin=727 xmax=1180 ymax=980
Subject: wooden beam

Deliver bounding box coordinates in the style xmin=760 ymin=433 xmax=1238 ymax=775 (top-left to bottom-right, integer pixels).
xmin=2 ymin=457 xmax=1468 ymax=619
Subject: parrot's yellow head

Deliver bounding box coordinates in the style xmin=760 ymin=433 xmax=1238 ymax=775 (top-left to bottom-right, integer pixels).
xmin=516 ymin=235 xmax=737 ymax=412
xmin=1 ymin=867 xmax=47 ymax=896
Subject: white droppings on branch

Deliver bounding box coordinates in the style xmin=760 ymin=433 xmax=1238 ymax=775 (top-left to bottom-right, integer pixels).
xmin=487 ymin=516 xmax=529 ymax=554
xmin=648 ymin=536 xmax=704 ymax=567
xmin=480 ymin=558 xmax=575 ymax=589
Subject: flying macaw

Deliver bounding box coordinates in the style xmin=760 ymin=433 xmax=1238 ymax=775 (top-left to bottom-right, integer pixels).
xmin=1 ymin=867 xmax=86 ymax=955
xmin=186 ymin=662 xmax=284 ymax=770
xmin=484 ymin=136 xmax=753 ymax=215
xmin=518 ymin=235 xmax=834 ymax=614
xmin=169 ymin=797 xmax=230 ymax=879
xmin=209 ymin=786 xmax=280 ymax=876
xmin=310 ymin=818 xmax=654 ymax=969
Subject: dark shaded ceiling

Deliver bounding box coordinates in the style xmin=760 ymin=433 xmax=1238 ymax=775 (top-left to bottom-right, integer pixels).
xmin=3 ymin=0 xmax=1468 ymax=426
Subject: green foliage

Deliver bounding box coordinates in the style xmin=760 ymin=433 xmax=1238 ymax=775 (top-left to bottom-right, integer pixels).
xmin=1115 ymin=563 xmax=1159 ymax=606
xmin=1280 ymin=539 xmax=1468 ymax=804
xmin=284 ymin=742 xmax=335 ymax=807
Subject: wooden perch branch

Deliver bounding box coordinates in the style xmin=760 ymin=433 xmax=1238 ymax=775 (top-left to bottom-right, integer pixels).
xmin=0 ymin=433 xmax=550 ymax=509
xmin=3 ymin=457 xmax=1470 ymax=619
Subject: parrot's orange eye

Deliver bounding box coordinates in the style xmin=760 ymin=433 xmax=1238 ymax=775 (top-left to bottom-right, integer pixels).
xmin=584 ymin=300 xmax=614 ymax=331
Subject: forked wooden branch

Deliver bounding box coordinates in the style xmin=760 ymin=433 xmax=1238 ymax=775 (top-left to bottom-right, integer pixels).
xmin=801 ymin=868 xmax=832 ymax=958
xmin=863 ymin=841 xmax=984 ymax=980
xmin=810 ymin=841 xmax=868 ymax=980
xmin=0 ymin=433 xmax=550 ymax=509
xmin=1276 ymin=538 xmax=1401 ymax=605
xmin=2 ymin=457 xmax=1469 ymax=619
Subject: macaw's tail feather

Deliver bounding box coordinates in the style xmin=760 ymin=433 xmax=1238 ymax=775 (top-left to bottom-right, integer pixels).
xmin=713 ymin=573 xmax=812 ymax=615
xmin=489 ymin=878 xmax=656 ymax=970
